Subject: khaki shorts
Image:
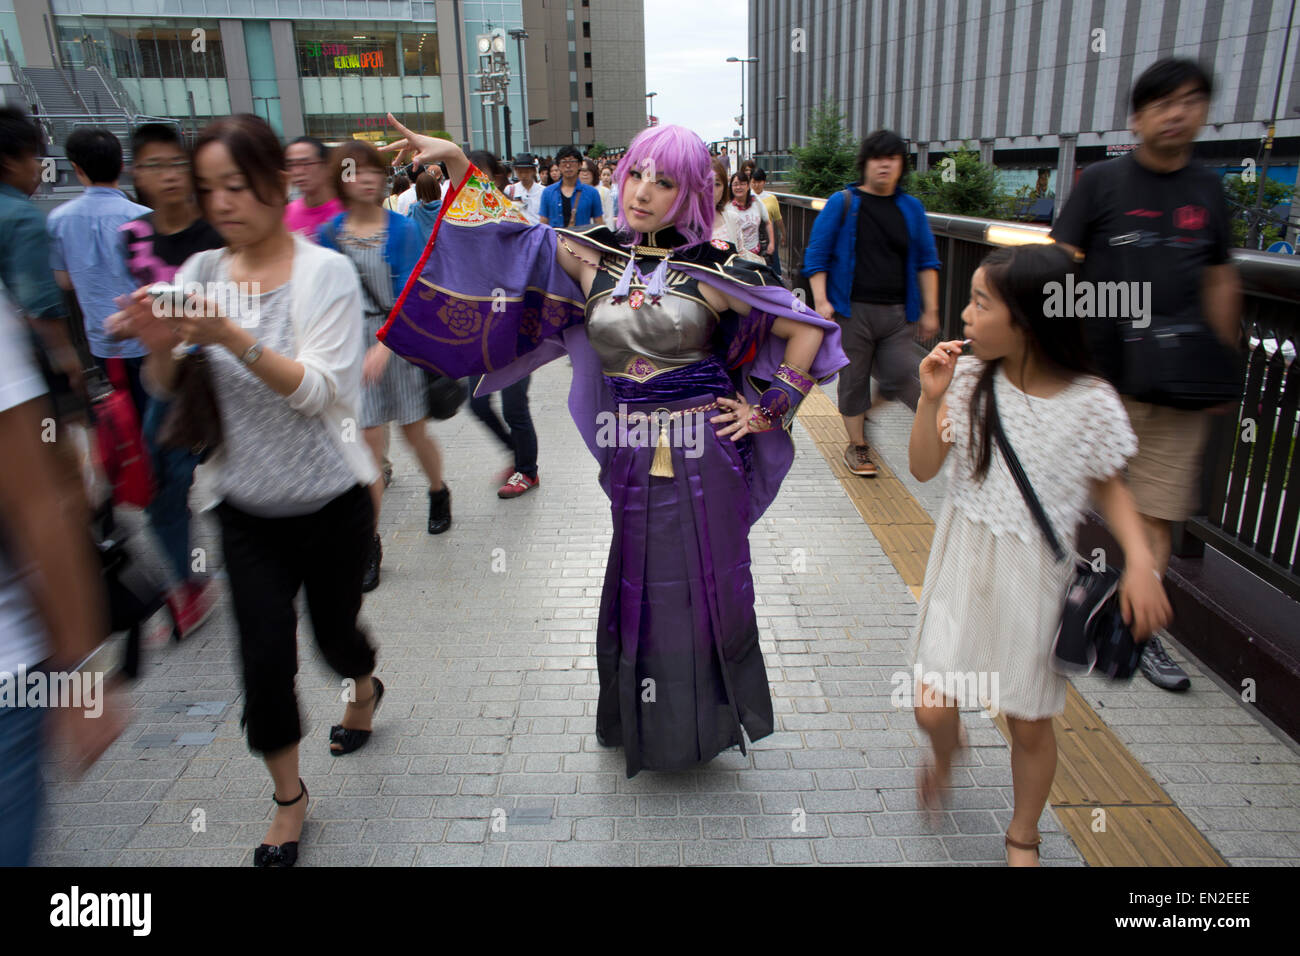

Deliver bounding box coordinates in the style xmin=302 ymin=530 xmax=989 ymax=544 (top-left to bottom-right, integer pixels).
xmin=1120 ymin=396 xmax=1212 ymax=522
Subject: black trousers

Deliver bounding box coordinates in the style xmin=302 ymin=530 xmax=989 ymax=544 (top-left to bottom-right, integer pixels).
xmin=216 ymin=484 xmax=377 ymax=754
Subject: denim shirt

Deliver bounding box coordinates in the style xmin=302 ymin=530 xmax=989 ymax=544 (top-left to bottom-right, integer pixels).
xmin=46 ymin=185 xmax=150 ymax=358
xmin=0 ymin=182 xmax=65 ymax=321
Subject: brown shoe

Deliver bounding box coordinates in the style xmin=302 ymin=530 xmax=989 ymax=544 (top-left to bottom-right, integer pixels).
xmin=843 ymin=443 xmax=878 ymax=477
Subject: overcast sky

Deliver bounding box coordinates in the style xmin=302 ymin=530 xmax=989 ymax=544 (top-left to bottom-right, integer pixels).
xmin=643 ymin=0 xmax=751 ymax=146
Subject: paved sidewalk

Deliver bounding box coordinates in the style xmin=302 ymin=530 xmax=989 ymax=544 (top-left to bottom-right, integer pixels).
xmin=31 ymin=364 xmax=1298 ymax=865
xmin=862 ymin=394 xmax=1300 ymax=866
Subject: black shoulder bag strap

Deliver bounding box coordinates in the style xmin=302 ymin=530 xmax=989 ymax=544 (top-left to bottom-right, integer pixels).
xmin=988 ymin=382 xmax=1069 ymax=564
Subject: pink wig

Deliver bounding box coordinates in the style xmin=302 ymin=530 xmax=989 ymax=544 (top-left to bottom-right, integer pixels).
xmin=612 ymin=124 xmax=714 ymax=249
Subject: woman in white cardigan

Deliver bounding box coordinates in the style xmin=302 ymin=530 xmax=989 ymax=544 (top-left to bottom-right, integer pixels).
xmin=110 ymin=115 xmax=384 ymax=868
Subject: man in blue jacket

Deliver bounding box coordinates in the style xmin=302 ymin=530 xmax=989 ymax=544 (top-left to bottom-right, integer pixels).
xmin=803 ymin=130 xmax=941 ymax=477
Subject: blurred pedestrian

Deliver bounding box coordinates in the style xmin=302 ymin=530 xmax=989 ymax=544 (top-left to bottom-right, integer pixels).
xmin=728 ymin=169 xmax=773 ymax=262
xmin=1050 ymin=58 xmax=1240 ymax=693
xmin=284 ymin=136 xmax=343 ymax=242
xmin=803 ymin=129 xmax=942 ymax=478
xmin=751 ymin=168 xmax=784 ymax=279
xmin=119 ymin=122 xmax=224 ymax=641
xmin=0 ymin=294 xmax=123 ymax=866
xmin=318 ymin=140 xmax=451 ymax=594
xmin=108 ymin=114 xmax=384 ymax=867
xmin=505 ymin=153 xmax=544 ymax=217
xmin=407 ymin=171 xmax=443 ymax=242
xmin=46 ymin=128 xmax=150 ymax=417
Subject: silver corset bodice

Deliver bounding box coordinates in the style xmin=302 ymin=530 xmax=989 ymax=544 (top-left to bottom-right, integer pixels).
xmin=585 ymin=288 xmax=719 ymax=382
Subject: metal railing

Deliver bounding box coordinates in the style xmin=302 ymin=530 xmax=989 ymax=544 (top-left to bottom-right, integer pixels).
xmin=774 ymin=190 xmax=1300 ymax=599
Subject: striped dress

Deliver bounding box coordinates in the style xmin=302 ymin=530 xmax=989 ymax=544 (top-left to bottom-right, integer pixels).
xmin=912 ymin=357 xmax=1137 ymax=720
xmin=334 ymin=223 xmax=428 ymax=429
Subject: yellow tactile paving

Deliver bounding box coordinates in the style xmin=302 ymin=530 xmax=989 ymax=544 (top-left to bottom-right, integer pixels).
xmin=796 ymin=385 xmax=1226 ymax=867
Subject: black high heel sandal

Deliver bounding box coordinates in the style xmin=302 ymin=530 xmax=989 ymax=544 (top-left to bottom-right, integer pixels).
xmin=253 ymin=778 xmax=307 ymax=868
xmin=329 ymin=676 xmax=385 ymax=756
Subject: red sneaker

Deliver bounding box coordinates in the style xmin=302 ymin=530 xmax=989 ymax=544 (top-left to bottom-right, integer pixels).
xmin=169 ymin=579 xmax=217 ymax=641
xmin=497 ymin=472 xmax=539 ymax=499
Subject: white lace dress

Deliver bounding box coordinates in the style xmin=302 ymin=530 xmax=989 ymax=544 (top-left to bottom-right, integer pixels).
xmin=912 ymin=357 xmax=1137 ymax=719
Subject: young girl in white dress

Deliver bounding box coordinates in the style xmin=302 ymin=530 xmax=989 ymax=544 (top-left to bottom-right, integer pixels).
xmin=907 ymin=244 xmax=1171 ymax=866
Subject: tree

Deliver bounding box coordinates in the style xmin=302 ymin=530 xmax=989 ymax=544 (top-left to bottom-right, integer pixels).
xmin=905 ymin=144 xmax=1007 ymax=218
xmin=1223 ymin=173 xmax=1293 ymax=249
xmin=790 ymin=101 xmax=858 ymax=198
xmin=587 ymin=140 xmax=609 ymax=159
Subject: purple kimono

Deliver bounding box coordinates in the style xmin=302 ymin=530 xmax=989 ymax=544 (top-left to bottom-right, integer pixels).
xmin=380 ymin=166 xmax=848 ymax=776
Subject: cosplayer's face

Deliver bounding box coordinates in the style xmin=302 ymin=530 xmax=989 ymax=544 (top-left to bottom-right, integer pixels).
xmin=623 ymin=159 xmax=680 ymax=234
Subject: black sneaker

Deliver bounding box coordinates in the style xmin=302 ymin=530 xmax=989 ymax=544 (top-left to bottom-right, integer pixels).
xmin=428 ymin=485 xmax=451 ymax=535
xmin=1138 ymin=635 xmax=1190 ymax=691
xmin=362 ymin=534 xmax=381 ymax=593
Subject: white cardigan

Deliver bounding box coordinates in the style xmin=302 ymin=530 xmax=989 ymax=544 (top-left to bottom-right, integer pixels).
xmin=173 ymin=233 xmax=380 ymax=490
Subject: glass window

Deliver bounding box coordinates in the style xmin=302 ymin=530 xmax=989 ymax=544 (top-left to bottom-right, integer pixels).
xmin=56 ymin=18 xmax=225 ymax=80
xmin=304 ymin=110 xmax=446 ymax=141
xmin=401 ymin=27 xmax=440 ymax=76
xmin=295 ymin=21 xmax=402 ymax=78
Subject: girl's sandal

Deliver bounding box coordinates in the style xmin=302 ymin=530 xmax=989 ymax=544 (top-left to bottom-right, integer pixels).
xmin=1005 ymin=831 xmax=1042 ymax=866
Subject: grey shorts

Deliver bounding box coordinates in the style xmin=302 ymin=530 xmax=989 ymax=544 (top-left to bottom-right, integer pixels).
xmin=834 ymin=301 xmax=919 ymax=416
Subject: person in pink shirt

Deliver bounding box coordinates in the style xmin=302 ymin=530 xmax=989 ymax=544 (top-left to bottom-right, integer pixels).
xmin=283 ymin=136 xmax=342 ymax=241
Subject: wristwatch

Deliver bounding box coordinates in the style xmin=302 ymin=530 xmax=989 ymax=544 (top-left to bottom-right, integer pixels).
xmin=239 ymin=341 xmax=263 ymax=367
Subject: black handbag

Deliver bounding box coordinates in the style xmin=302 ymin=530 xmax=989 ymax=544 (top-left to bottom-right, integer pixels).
xmin=157 ymin=347 xmax=224 ymax=459
xmin=1118 ymin=319 xmax=1240 ymax=411
xmin=989 ymin=387 xmax=1143 ymax=680
xmin=425 ymin=372 xmax=468 ymax=420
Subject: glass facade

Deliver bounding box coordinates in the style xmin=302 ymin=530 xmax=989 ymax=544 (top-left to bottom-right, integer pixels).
xmin=56 ymin=18 xmax=225 ymax=79
xmin=294 ymin=21 xmax=439 ymax=79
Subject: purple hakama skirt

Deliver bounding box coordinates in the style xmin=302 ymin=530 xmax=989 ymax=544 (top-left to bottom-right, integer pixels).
xmin=594 ymin=391 xmax=775 ymax=777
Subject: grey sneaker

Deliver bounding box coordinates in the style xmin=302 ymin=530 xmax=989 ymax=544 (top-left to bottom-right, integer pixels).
xmin=1139 ymin=635 xmax=1190 ymax=691
xmin=843 ymin=443 xmax=878 ymax=477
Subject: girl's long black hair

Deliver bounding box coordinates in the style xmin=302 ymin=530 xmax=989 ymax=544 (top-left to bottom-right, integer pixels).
xmin=968 ymin=244 xmax=1097 ymax=481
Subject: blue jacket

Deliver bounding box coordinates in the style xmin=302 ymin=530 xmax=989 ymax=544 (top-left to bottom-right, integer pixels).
xmin=538 ymin=180 xmax=603 ymax=227
xmin=408 ymin=200 xmax=442 ymax=243
xmin=317 ymin=208 xmax=425 ymax=302
xmin=801 ymin=184 xmax=941 ymax=323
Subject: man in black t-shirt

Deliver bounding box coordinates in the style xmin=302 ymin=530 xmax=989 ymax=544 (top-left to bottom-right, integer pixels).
xmin=119 ymin=124 xmax=225 ymax=648
xmin=1052 ymin=58 xmax=1241 ymax=693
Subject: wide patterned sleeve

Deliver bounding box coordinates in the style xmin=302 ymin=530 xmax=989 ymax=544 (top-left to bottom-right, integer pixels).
xmin=377 ymin=164 xmax=586 ymax=379
xmin=1080 ymin=378 xmax=1138 ymax=482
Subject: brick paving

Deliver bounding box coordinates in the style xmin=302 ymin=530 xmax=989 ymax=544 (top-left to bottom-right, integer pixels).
xmin=30 ymin=364 xmax=1298 ymax=865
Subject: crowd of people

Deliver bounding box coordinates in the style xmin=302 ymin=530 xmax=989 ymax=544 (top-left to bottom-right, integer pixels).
xmin=0 ymin=56 xmax=1244 ymax=868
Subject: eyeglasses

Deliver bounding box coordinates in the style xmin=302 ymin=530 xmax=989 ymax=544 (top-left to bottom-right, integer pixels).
xmin=136 ymin=160 xmax=191 ymax=171
xmin=1140 ymin=92 xmax=1209 ymax=115
xmin=558 ymin=159 xmax=579 ymax=167
xmin=285 ymin=159 xmax=324 ymax=169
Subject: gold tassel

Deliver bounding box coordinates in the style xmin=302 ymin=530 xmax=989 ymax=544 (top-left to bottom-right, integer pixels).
xmin=649 ymin=419 xmax=674 ymax=477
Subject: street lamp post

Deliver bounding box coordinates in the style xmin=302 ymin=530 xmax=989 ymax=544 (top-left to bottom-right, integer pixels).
xmin=509 ymin=28 xmax=530 ymax=153
xmin=646 ymin=91 xmax=657 ymax=126
xmin=402 ymin=92 xmax=430 ymax=136
xmin=726 ymin=56 xmax=757 ymax=159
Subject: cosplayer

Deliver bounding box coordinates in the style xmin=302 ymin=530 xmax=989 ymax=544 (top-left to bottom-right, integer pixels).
xmin=379 ymin=114 xmax=848 ymax=776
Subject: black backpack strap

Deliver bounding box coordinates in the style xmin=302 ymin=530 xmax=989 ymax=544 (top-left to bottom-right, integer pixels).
xmin=839 ymin=188 xmax=854 ymax=231
xmin=988 ymin=383 xmax=1068 ymax=563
